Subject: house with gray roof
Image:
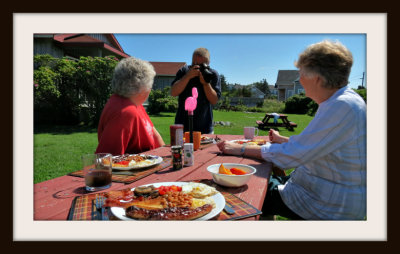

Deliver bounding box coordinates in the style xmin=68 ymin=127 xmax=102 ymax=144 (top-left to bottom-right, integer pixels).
xmin=275 ymin=70 xmax=304 ymax=101
xmin=269 ymin=85 xmax=278 ymax=98
xmin=250 ymin=85 xmax=266 ymax=99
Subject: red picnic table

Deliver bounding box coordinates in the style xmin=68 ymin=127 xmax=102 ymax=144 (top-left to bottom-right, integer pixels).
xmin=256 ymin=113 xmax=297 ymax=131
xmin=34 ymin=134 xmax=273 ymax=221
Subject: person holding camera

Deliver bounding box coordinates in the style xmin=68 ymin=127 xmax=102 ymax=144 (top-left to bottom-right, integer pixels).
xmin=171 ymin=47 xmax=221 ymax=134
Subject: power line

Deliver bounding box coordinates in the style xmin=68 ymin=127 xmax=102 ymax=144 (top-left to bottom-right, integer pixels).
xmin=360 ymin=72 xmax=365 ymax=87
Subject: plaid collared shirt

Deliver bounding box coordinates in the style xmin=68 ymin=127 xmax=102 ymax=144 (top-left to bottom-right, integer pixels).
xmin=261 ymin=86 xmax=366 ymax=220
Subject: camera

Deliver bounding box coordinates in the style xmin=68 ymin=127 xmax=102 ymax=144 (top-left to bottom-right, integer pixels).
xmin=190 ymin=63 xmax=214 ymax=83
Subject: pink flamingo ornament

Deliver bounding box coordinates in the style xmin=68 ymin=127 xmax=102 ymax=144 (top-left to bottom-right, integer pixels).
xmin=185 ymin=87 xmax=198 ymax=143
xmin=185 ymin=87 xmax=198 ymax=115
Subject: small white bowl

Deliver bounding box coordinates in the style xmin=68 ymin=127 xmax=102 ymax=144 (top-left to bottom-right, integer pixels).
xmin=207 ymin=163 xmax=257 ymax=187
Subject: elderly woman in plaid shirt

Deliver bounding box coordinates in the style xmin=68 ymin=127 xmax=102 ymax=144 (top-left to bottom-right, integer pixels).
xmin=217 ymin=40 xmax=366 ymax=220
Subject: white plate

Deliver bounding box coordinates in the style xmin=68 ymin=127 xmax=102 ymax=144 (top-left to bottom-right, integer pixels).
xmin=110 ymin=182 xmax=225 ymax=221
xmin=229 ymin=139 xmax=267 ymax=145
xmin=112 ymin=155 xmax=163 ymax=171
xmin=228 ymin=139 xmax=251 ymax=144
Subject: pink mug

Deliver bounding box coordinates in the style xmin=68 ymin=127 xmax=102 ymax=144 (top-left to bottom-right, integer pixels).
xmin=244 ymin=127 xmax=259 ymax=140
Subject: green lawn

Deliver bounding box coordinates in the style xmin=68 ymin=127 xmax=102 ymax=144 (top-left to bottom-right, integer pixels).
xmin=34 ymin=111 xmax=314 ymax=184
xmin=153 ymin=111 xmax=313 ymax=144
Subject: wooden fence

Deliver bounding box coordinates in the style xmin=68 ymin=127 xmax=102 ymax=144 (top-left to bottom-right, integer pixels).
xmin=223 ymin=97 xmax=264 ymax=107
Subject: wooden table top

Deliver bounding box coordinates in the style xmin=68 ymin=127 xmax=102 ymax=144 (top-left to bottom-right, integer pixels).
xmin=34 ymin=134 xmax=272 ymax=220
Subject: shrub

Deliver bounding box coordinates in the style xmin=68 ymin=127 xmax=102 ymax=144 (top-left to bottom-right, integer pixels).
xmin=262 ymin=99 xmax=285 ymax=113
xmin=306 ymin=100 xmax=319 ymax=116
xmin=268 ymin=94 xmax=278 ymax=100
xmin=54 ymin=58 xmax=81 ymax=123
xmin=246 ymin=107 xmax=265 ymax=113
xmin=354 ymin=88 xmax=367 ymax=103
xmin=214 ymin=97 xmax=233 ymax=111
xmin=147 ymin=87 xmax=178 ymax=114
xmin=75 ymin=56 xmax=118 ymax=125
xmin=284 ymin=94 xmax=318 ymax=115
xmin=256 ymin=100 xmax=264 ymax=108
xmin=215 ymin=98 xmax=285 ymax=113
xmin=34 ymin=54 xmax=58 ymax=69
xmin=231 ymin=104 xmax=248 ymax=112
xmin=34 ymin=66 xmax=62 ymax=124
xmin=34 ymin=66 xmax=61 ymax=105
xmin=33 ymin=54 xmax=119 ymax=125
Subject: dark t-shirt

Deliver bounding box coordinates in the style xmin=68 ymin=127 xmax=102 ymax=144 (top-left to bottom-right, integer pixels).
xmin=171 ymin=65 xmax=221 ymax=134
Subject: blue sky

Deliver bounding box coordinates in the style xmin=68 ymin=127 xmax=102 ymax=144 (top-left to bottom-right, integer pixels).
xmin=115 ymin=34 xmax=366 ymax=89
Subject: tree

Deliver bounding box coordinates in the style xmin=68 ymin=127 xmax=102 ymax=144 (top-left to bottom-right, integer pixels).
xmin=219 ymin=74 xmax=228 ymax=92
xmin=242 ymin=86 xmax=252 ymax=97
xmin=251 ymin=78 xmax=270 ymax=98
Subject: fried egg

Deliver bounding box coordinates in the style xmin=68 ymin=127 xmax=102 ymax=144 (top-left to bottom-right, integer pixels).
xmin=192 ymin=197 xmax=216 ymax=209
xmin=182 ymin=182 xmax=218 ymax=198
xmin=247 ymin=142 xmax=258 ymax=146
xmin=129 ymin=159 xmax=153 ymax=167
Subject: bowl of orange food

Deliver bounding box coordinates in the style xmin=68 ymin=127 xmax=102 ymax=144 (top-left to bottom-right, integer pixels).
xmin=206 ymin=163 xmax=257 ymax=187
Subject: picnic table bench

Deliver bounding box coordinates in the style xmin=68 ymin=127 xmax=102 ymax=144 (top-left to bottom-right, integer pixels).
xmin=256 ymin=113 xmax=297 ymax=131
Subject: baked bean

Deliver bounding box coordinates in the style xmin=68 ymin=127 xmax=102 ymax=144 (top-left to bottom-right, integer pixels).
xmin=162 ymin=191 xmax=192 ymax=208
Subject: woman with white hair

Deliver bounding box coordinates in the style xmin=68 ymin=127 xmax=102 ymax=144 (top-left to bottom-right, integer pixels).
xmin=217 ymin=40 xmax=366 ymax=220
xmin=96 ymin=57 xmax=165 ymax=155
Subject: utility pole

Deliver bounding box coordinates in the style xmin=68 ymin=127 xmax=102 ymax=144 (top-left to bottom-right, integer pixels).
xmin=360 ymin=72 xmax=365 ymax=87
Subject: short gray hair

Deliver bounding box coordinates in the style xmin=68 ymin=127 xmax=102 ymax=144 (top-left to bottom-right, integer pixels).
xmin=111 ymin=57 xmax=156 ymax=97
xmin=295 ymin=40 xmax=353 ymax=89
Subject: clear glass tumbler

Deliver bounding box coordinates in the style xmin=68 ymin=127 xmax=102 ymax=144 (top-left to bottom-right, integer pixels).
xmin=82 ymin=153 xmax=112 ymax=192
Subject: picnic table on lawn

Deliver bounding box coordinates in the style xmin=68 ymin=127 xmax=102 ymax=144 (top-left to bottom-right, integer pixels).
xmin=256 ymin=113 xmax=297 ymax=131
xmin=34 ymin=134 xmax=273 ymax=221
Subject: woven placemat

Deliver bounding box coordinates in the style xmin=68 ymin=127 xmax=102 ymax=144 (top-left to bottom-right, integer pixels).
xmin=68 ymin=158 xmax=172 ymax=184
xmin=199 ymin=142 xmax=215 ymax=150
xmin=67 ymin=181 xmax=262 ymax=220
xmin=192 ymin=179 xmax=262 ymax=220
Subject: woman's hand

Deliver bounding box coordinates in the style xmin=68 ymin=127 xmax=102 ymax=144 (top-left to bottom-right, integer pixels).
xmin=217 ymin=140 xmax=243 ymax=156
xmin=269 ymin=129 xmax=289 ymax=144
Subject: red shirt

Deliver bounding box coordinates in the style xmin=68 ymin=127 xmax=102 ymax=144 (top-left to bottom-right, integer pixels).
xmin=95 ymin=94 xmax=159 ymax=156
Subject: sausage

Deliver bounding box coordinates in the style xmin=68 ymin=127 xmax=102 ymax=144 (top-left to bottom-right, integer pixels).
xmin=125 ymin=204 xmax=213 ymax=220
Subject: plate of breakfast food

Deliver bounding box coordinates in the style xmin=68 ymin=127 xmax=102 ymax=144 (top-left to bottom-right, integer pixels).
xmin=200 ymin=136 xmax=214 ymax=144
xmin=112 ymin=154 xmax=163 ymax=170
xmin=229 ymin=139 xmax=268 ymax=146
xmin=108 ymin=182 xmax=225 ymax=220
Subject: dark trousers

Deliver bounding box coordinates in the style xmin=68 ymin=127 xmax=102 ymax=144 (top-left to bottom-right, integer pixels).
xmin=261 ymin=175 xmax=305 ymax=220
